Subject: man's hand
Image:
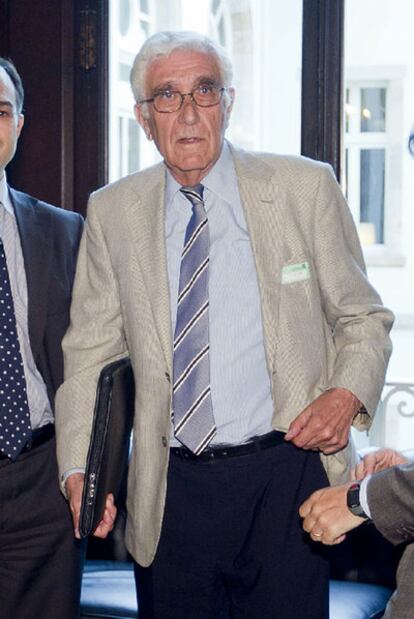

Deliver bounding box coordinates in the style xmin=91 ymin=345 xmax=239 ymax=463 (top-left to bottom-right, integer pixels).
xmin=285 ymin=388 xmax=361 ymax=454
xmin=65 ymin=472 xmax=117 ymax=539
xmin=299 ymin=483 xmax=365 ymax=545
xmin=352 ymin=448 xmax=409 ymax=480
xmin=93 ymin=494 xmax=117 ymax=538
xmin=65 ymin=472 xmax=85 ymax=539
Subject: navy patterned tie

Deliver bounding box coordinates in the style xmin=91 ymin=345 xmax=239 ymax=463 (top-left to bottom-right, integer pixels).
xmin=0 ymin=239 xmax=31 ymax=459
xmin=172 ymin=185 xmax=216 ymax=454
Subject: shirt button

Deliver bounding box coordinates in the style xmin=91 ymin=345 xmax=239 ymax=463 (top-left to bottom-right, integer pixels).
xmin=165 ymin=372 xmax=171 ymax=383
xmin=162 ymin=436 xmax=168 ymax=447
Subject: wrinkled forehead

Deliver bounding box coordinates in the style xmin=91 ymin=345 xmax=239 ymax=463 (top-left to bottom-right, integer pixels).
xmin=145 ymin=49 xmax=222 ymax=93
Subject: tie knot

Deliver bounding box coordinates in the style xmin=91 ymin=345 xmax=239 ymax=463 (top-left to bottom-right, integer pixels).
xmin=180 ymin=184 xmax=204 ymax=207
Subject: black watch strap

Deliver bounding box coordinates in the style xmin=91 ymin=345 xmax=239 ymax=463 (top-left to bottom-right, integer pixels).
xmin=347 ymin=481 xmax=369 ymax=519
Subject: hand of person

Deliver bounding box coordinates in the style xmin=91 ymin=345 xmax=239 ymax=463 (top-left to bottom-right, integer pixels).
xmin=93 ymin=494 xmax=117 ymax=539
xmin=285 ymin=388 xmax=361 ymax=454
xmin=65 ymin=472 xmax=85 ymax=539
xmin=351 ymin=448 xmax=410 ymax=480
xmin=299 ymin=482 xmax=365 ymax=545
xmin=65 ymin=472 xmax=117 ymax=539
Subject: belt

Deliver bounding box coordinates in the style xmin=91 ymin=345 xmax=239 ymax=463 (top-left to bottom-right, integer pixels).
xmin=170 ymin=430 xmax=286 ymax=462
xmin=0 ymin=423 xmax=55 ymax=461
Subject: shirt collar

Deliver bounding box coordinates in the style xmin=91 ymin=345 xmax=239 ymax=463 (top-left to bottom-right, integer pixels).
xmin=165 ymin=140 xmax=237 ymax=206
xmin=0 ymin=173 xmax=14 ymax=215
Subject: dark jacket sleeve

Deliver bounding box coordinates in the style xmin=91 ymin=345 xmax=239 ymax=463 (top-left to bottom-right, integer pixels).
xmin=41 ymin=205 xmax=84 ymax=405
xmin=368 ymin=462 xmax=414 ymax=545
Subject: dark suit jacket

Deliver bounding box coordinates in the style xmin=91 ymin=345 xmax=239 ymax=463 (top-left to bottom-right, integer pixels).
xmin=368 ymin=462 xmax=414 ymax=618
xmin=9 ymin=187 xmax=83 ymax=408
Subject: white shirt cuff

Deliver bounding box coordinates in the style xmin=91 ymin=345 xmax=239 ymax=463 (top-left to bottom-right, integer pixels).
xmin=60 ymin=468 xmax=86 ymax=498
xmin=359 ymin=475 xmax=372 ymax=519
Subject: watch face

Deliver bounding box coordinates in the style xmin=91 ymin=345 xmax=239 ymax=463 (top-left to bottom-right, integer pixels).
xmin=348 ymin=484 xmax=360 ymax=508
xmin=347 ymin=482 xmax=368 ymax=519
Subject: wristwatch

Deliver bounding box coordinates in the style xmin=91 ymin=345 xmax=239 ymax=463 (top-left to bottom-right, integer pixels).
xmin=346 ymin=481 xmax=369 ymax=519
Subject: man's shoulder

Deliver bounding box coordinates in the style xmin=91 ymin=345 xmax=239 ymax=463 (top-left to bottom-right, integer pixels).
xmin=9 ymin=187 xmax=83 ymax=227
xmin=230 ymin=144 xmax=332 ymax=179
xmin=90 ymin=162 xmax=164 ymax=207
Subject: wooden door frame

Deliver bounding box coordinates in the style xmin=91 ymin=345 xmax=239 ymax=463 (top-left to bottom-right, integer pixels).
xmin=301 ymin=0 xmax=344 ymax=179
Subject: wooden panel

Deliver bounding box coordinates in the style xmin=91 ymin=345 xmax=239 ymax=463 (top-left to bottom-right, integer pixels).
xmin=0 ymin=0 xmax=108 ymax=215
xmin=301 ymin=0 xmax=344 ymax=179
xmin=1 ymin=1 xmax=72 ymax=207
xmin=73 ymin=0 xmax=108 ymax=216
xmin=0 ymin=0 xmax=10 ymax=55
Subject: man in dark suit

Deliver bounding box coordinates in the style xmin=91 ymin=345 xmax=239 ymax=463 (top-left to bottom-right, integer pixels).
xmin=0 ymin=57 xmax=84 ymax=618
xmin=300 ymin=448 xmax=414 ymax=618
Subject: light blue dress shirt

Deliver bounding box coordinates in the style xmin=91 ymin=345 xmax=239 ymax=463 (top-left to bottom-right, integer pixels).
xmin=165 ymin=141 xmax=274 ymax=446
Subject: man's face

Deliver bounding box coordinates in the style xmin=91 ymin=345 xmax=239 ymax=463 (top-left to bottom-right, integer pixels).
xmin=0 ymin=67 xmax=24 ymax=177
xmin=135 ymin=50 xmax=234 ymax=186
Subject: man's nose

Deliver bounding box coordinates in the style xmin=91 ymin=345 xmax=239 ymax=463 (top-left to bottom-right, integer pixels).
xmin=178 ymin=95 xmax=200 ymax=124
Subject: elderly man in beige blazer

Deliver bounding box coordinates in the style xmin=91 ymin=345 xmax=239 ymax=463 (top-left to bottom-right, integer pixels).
xmin=55 ymin=31 xmax=393 ymax=619
xmin=300 ymin=449 xmax=414 ymax=618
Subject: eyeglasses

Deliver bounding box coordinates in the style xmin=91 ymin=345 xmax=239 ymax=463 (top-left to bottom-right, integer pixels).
xmin=140 ymin=85 xmax=226 ymax=113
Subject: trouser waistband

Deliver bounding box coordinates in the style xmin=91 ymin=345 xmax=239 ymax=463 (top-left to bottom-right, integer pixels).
xmin=170 ymin=430 xmax=286 ymax=462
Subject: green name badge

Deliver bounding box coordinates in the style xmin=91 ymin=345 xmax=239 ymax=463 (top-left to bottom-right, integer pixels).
xmin=282 ymin=261 xmax=310 ymax=284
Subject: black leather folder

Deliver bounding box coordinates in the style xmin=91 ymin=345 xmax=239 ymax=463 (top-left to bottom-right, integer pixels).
xmin=79 ymin=357 xmax=135 ymax=538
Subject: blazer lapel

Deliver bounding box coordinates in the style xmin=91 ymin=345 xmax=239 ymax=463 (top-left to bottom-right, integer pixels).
xmin=123 ymin=166 xmax=173 ymax=374
xmin=122 ymin=147 xmax=289 ymax=375
xmin=10 ymin=188 xmax=52 ymax=362
xmin=231 ymin=146 xmax=287 ymax=372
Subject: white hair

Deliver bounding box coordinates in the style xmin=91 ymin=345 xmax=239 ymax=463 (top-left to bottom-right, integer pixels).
xmin=130 ymin=30 xmax=233 ymax=109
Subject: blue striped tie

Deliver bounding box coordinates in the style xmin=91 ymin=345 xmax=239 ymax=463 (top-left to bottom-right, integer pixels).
xmin=172 ymin=185 xmax=216 ymax=454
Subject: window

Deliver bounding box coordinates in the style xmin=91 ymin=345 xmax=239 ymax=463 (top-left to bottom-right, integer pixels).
xmin=108 ymin=0 xmax=155 ymax=181
xmin=344 ymin=1 xmax=412 ymax=268
xmin=344 ymin=83 xmax=388 ymax=245
xmin=345 ymin=0 xmax=414 ymax=452
xmin=210 ymin=0 xmax=231 ymax=48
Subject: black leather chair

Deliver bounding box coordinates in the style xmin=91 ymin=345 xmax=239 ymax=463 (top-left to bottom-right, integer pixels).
xmin=80 ymin=559 xmax=394 ymax=619
xmin=81 ymin=561 xmax=137 ymax=619
xmin=330 ymin=580 xmax=392 ymax=619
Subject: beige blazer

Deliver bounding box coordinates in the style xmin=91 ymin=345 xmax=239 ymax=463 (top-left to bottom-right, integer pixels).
xmin=55 ymin=144 xmax=393 ymax=566
xmin=369 ymin=462 xmax=414 ymax=618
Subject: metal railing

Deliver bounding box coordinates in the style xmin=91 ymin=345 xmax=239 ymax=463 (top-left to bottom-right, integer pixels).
xmin=381 ymin=381 xmax=414 ymax=419
xmin=361 ymin=380 xmax=414 ymax=450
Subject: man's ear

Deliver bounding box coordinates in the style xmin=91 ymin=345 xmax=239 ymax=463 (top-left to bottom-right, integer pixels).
xmin=16 ymin=113 xmax=24 ymax=138
xmin=226 ymin=88 xmax=235 ymax=114
xmin=134 ymin=103 xmax=152 ymax=141
xmin=223 ymin=88 xmax=235 ymax=130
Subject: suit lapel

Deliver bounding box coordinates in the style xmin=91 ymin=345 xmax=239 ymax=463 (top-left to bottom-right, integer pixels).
xmin=231 ymin=146 xmax=287 ymax=372
xmin=10 ymin=188 xmax=52 ymax=362
xmin=123 ymin=166 xmax=173 ymax=374
xmin=122 ymin=148 xmax=288 ymax=375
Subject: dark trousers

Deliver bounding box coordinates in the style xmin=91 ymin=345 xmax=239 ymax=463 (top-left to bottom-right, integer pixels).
xmin=0 ymin=436 xmax=84 ymax=619
xmin=135 ymin=440 xmax=329 ymax=619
